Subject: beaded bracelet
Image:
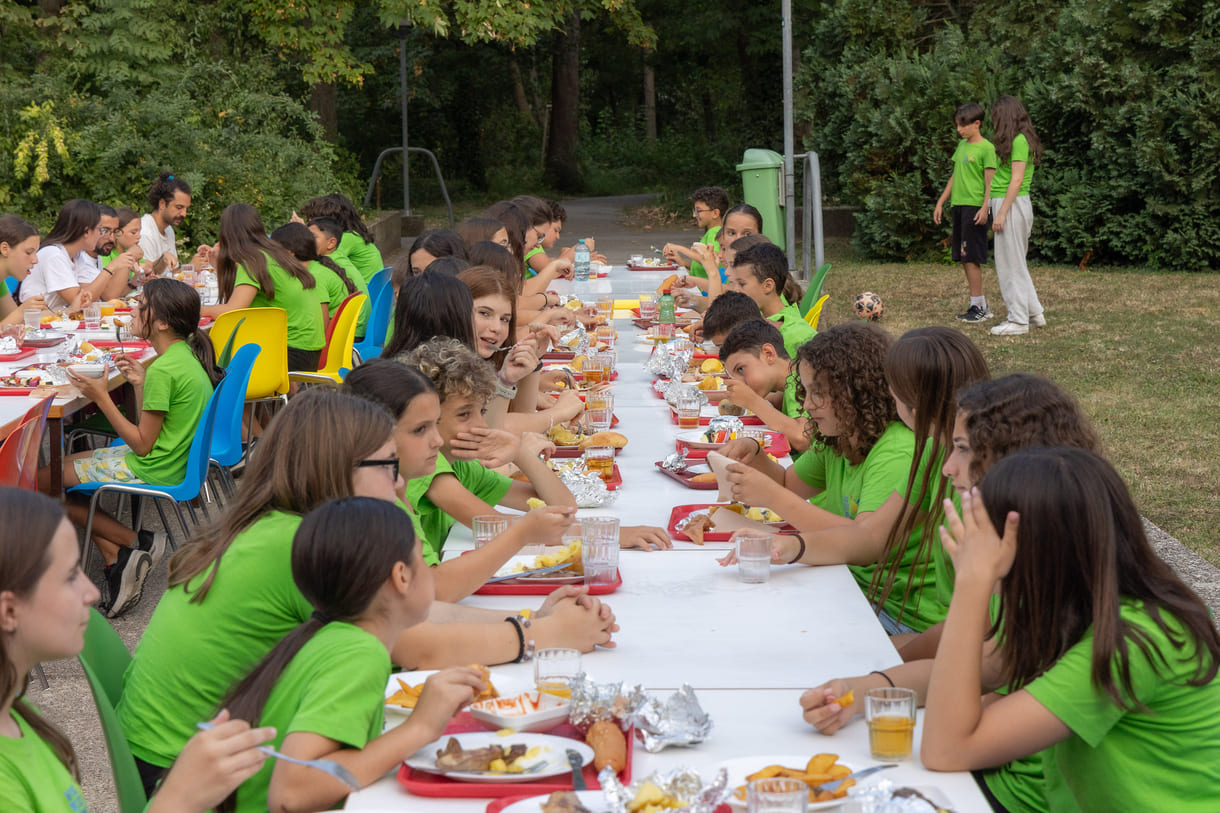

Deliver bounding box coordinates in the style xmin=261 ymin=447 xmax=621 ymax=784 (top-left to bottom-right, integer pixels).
xmin=505 ymin=614 xmax=536 ymax=662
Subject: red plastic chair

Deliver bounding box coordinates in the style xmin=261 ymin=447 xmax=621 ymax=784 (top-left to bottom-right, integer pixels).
xmin=0 ymin=397 xmax=53 ymax=489
xmin=317 ymin=291 xmax=363 ymax=370
xmin=18 ymin=396 xmax=53 ymax=490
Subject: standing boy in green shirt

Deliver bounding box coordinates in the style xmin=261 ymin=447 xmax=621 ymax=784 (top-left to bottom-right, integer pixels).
xmin=662 ymin=186 xmax=728 ymax=279
xmin=932 ymin=102 xmax=997 ymax=323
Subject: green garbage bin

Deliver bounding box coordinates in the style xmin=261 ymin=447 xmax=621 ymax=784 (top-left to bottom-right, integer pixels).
xmin=736 ymin=148 xmax=786 ymax=250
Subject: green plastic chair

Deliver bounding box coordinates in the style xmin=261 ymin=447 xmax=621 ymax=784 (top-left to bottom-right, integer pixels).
xmin=798 ymin=263 xmax=832 ymax=316
xmin=79 ymin=609 xmax=147 ymax=813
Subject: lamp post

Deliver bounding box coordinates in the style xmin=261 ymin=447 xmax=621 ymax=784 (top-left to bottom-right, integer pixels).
xmin=399 ymin=20 xmax=411 ymax=215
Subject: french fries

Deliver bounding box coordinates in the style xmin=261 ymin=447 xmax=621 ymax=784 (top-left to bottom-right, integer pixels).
xmin=386 ymin=677 xmax=424 ymax=709
xmin=734 ymin=754 xmax=856 ymax=803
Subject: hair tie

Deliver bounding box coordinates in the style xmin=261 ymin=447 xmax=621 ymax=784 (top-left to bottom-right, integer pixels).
xmin=311 ymin=610 xmax=332 ymax=625
xmin=166 ymin=174 xmax=175 ymax=180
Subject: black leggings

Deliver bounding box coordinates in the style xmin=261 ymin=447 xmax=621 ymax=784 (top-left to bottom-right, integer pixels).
xmin=135 ymin=755 xmax=167 ymax=797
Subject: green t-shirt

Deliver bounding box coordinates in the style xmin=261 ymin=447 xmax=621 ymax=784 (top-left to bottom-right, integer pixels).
xmin=523 ymin=246 xmax=544 ymax=278
xmin=234 ymin=622 xmax=388 ymax=813
xmin=405 ymin=458 xmax=513 ymax=563
xmin=233 ymin=252 xmax=326 ymax=351
xmin=125 ymin=340 xmax=212 ymax=485
xmin=949 ymin=138 xmax=998 ymax=207
xmin=118 ymin=511 xmax=314 ymax=766
xmin=1024 ymin=600 xmax=1220 ymax=812
xmin=336 ymin=231 xmax=384 ymax=285
xmin=792 ymin=422 xmax=947 ymax=630
xmin=767 ymin=300 xmax=816 ymax=359
xmin=393 ymin=497 xmax=432 ymax=564
xmin=992 ymin=133 xmax=1034 ymax=198
xmin=308 ymin=260 xmax=348 ymax=314
xmin=102 ymin=248 xmax=119 ymax=267
xmin=688 ymin=225 xmax=720 ymax=279
xmin=331 ymin=253 xmax=371 ymax=338
xmin=0 ymin=704 xmax=88 ymax=812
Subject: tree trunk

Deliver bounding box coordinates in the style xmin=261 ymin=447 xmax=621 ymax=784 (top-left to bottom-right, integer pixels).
xmin=310 ymin=82 xmax=338 ymax=142
xmin=510 ymin=60 xmax=532 ymax=118
xmin=545 ymin=11 xmax=582 ymax=192
xmin=643 ymin=55 xmax=656 ymax=141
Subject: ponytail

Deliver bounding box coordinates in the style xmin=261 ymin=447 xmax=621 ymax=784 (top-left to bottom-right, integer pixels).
xmin=782 ymin=276 xmax=803 ymax=307
xmin=319 ymin=256 xmax=357 ymax=295
xmin=187 ymin=328 xmax=223 ymax=387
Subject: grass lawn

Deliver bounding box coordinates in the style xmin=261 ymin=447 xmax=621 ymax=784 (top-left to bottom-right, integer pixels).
xmin=811 ymin=238 xmax=1220 ymax=568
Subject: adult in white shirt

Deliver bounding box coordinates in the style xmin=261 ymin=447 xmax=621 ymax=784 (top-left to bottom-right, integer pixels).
xmin=139 ymin=172 xmax=204 ymax=273
xmin=20 ymin=199 xmax=100 ymax=312
xmin=76 ymin=205 xmax=135 ymax=302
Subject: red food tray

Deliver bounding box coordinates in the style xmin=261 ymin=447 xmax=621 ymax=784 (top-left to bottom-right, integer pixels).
xmin=199 ymin=316 xmax=213 ymax=326
xmin=603 ymin=464 xmax=623 ymax=490
xmin=542 ymin=350 xmax=576 ymax=361
xmin=669 ymin=407 xmax=764 ymax=426
xmin=676 ymin=431 xmax=789 ymax=460
xmin=0 ymin=388 xmax=38 ymax=396
xmin=552 ymin=445 xmax=623 ymax=459
xmin=654 ymin=461 xmax=718 ymax=490
xmin=489 ymin=799 xmax=728 ymax=813
xmin=0 ymin=348 xmax=36 ymax=362
xmin=627 ymin=262 xmax=678 ymax=272
xmin=398 ymin=714 xmax=633 ymax=798
xmin=89 ymin=339 xmax=151 ymax=350
xmin=475 ymin=568 xmax=622 ymax=596
xmin=22 ymin=335 xmax=66 ymax=348
xmin=667 ymin=503 xmax=798 ymax=543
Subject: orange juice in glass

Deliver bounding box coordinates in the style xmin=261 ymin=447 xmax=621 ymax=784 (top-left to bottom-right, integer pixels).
xmin=99 ymin=303 xmax=116 ymax=318
xmin=534 ymin=648 xmax=581 ymax=698
xmin=866 ymin=687 xmax=917 ymax=760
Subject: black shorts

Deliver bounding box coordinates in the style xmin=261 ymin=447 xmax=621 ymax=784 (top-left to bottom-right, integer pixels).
xmin=951 ymin=205 xmax=990 ymax=264
xmin=287 ymin=347 xmax=322 ymax=373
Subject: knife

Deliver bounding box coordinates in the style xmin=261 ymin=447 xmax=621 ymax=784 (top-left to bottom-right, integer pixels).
xmin=566 ymin=749 xmax=588 ymax=791
xmin=815 ymin=763 xmax=897 ymax=793
xmin=485 ymin=563 xmax=574 ymax=583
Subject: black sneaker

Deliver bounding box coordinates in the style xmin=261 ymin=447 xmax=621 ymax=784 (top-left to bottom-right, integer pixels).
xmin=136 ymin=529 xmax=169 ymax=570
xmin=104 ymin=545 xmax=153 ymax=618
xmin=956 ymin=305 xmax=993 ymax=323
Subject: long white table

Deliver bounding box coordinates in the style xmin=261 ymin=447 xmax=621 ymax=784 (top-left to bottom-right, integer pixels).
xmin=345 ymin=267 xmax=990 ymax=811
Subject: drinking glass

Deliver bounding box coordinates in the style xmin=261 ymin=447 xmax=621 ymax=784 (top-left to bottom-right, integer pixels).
xmin=83 ymin=303 xmax=102 ymax=331
xmin=676 ymin=393 xmax=702 ymax=429
xmin=735 ymin=530 xmax=773 ymax=584
xmin=472 ymin=515 xmax=510 ymax=549
xmin=585 ymin=390 xmax=614 ymax=415
xmin=594 ymin=324 xmax=616 ymax=348
xmin=596 ymin=297 xmax=613 ymax=324
xmin=581 ymin=355 xmax=606 ymax=385
xmin=24 ymin=309 xmax=41 ymax=335
xmin=585 ymin=407 xmax=612 ymax=433
xmin=0 ymin=324 xmax=24 ymax=348
xmin=581 ymin=516 xmax=620 ymax=586
xmin=596 ymin=350 xmax=616 ymax=377
xmin=534 ymin=648 xmax=581 ymax=698
xmin=583 ymin=445 xmax=614 ymax=481
xmin=866 ymin=687 xmax=917 ymax=760
xmin=639 ymin=293 xmax=658 ymax=321
xmin=747 ymin=778 xmax=808 ymax=813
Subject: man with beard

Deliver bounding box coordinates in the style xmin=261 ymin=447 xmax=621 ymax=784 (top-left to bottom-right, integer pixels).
xmin=75 ymin=205 xmax=136 ymax=301
xmin=140 ymin=172 xmax=203 ymax=273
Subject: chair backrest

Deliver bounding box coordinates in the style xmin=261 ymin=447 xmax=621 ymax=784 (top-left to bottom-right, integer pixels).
xmin=798 ymin=263 xmax=832 ymax=316
xmin=209 ymin=344 xmax=260 ymax=467
xmin=366 ymin=267 xmax=391 ymax=308
xmin=17 ymin=395 xmax=53 ymax=490
xmin=804 ymin=293 xmax=830 ymax=331
xmin=0 ymin=420 xmax=29 ymax=487
xmin=0 ymin=405 xmax=50 ymax=489
xmin=4 ymin=276 xmax=18 ymax=296
xmin=317 ymin=292 xmax=367 ymax=379
xmin=176 ymin=373 xmax=225 ymax=497
xmin=317 ymin=291 xmax=362 ymax=370
xmin=352 ymin=279 xmax=395 ymax=362
xmin=209 ymin=307 xmax=289 ymax=399
xmin=79 ymin=610 xmax=146 ymax=813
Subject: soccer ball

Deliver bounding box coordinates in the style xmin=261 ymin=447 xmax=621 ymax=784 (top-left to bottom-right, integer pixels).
xmin=854 ymin=291 xmax=884 ymax=321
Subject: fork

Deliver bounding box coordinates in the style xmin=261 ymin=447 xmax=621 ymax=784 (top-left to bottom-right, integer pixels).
xmin=195 ymin=721 xmax=362 ymax=791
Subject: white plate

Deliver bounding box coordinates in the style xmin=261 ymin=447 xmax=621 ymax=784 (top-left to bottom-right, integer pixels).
xmin=493 ymin=555 xmax=583 ymax=585
xmin=499 ymin=790 xmax=612 ymax=813
xmin=706 ymin=755 xmax=856 ymax=811
xmin=383 ymin=670 xmax=439 ymax=719
xmin=469 ymin=691 xmax=572 ymax=733
xmin=676 ymin=429 xmax=736 ymax=450
xmin=405 ymin=731 xmax=594 ymax=783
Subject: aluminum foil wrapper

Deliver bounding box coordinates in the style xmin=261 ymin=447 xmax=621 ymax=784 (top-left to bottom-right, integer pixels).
xmin=602 ymin=767 xmax=730 ymax=813
xmin=706 ymin=415 xmax=744 ymax=437
xmin=559 ymin=324 xmax=591 ymax=355
xmin=39 ymin=365 xmax=72 ymax=386
xmin=849 ymin=780 xmax=942 ymax=813
xmin=555 ymin=465 xmax=616 ymax=508
xmin=623 ymin=684 xmax=713 ymax=752
xmin=0 ymin=337 xmax=18 ymax=354
xmin=567 ymin=673 xmax=646 ymax=731
xmin=663 ymin=383 xmax=708 ymax=409
xmin=673 ymin=508 xmax=711 ymax=535
xmin=661 ymin=452 xmax=689 ymax=473
xmin=644 ymin=349 xmax=686 ymax=380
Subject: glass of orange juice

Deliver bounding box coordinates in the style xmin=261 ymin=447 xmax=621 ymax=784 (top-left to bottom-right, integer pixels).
xmin=99 ymin=302 xmax=116 ymax=318
xmin=865 ymin=687 xmax=916 ymax=760
xmin=534 ymin=648 xmax=581 ymax=698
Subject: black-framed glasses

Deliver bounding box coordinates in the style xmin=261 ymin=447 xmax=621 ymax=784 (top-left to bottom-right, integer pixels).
xmin=692 ymin=206 xmax=711 ymax=215
xmin=97 ymin=226 xmax=114 ymax=236
xmin=357 ymin=457 xmax=400 ymax=480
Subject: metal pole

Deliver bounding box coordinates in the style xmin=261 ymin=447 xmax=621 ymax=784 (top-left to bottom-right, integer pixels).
xmin=781 ymin=0 xmax=798 ymax=278
xmin=399 ymin=22 xmax=411 ymax=215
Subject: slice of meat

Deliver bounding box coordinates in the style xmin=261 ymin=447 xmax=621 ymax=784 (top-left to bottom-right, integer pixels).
xmin=433 ymin=737 xmax=530 ymax=772
xmin=541 ymin=791 xmax=594 ymax=813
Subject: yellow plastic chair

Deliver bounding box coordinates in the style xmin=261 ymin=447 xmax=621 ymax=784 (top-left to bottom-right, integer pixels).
xmin=290 ymin=293 xmax=367 ymax=386
xmin=209 ymin=307 xmax=291 ymax=401
xmin=804 ymin=294 xmax=829 ymax=331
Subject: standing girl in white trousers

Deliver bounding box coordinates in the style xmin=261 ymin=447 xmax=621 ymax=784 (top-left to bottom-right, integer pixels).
xmin=989 ymin=96 xmax=1046 ymax=336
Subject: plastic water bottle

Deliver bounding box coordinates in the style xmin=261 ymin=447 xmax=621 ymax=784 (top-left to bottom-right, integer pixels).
xmin=574 ymin=239 xmax=590 ymax=282
xmin=658 ymin=287 xmax=676 ymax=342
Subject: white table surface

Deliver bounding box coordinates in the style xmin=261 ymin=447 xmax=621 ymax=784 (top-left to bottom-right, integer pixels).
xmin=344 ymin=266 xmax=990 ymax=811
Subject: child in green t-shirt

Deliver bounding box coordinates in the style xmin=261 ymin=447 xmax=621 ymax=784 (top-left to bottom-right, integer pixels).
xmin=933 ymin=102 xmax=997 ymax=323
xmin=717 ymin=319 xmax=810 ymax=456
xmin=725 ymin=242 xmax=813 ymax=358
xmin=54 ymin=277 xmax=221 ymax=618
xmin=218 ymin=497 xmax=487 ymax=813
xmin=662 ymin=186 xmax=729 ymax=279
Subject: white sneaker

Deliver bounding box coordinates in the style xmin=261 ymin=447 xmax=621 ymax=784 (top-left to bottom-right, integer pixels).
xmin=991 ymin=320 xmax=1029 ymax=336
xmin=1030 ymin=313 xmax=1047 ymax=327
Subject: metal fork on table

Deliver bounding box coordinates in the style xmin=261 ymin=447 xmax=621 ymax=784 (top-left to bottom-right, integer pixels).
xmin=195 ymin=721 xmax=362 ymax=790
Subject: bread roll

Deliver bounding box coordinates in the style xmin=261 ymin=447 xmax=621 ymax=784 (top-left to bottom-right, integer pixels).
xmin=578 ymin=431 xmax=628 ymax=450
xmin=657 ymin=274 xmax=679 ymax=293
xmin=690 ymin=472 xmax=718 ymax=483
xmin=585 ymin=721 xmax=627 ymax=773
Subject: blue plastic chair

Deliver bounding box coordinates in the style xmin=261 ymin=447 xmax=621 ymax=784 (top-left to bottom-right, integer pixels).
xmin=352 ymin=268 xmax=393 ymax=364
xmin=4 ymin=276 xmax=18 ymax=296
xmin=69 ymin=372 xmax=224 ymax=575
xmin=207 ymin=344 xmax=260 ymax=498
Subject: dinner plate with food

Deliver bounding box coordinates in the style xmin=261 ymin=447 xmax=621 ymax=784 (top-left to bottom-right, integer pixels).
xmin=707 ymin=754 xmax=858 ymax=810
xmin=497 ymin=790 xmax=611 ymax=813
xmin=404 ymin=731 xmax=594 ymax=783
xmin=492 ymin=542 xmax=584 ymax=585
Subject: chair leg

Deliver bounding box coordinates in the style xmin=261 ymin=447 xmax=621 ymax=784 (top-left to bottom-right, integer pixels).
xmin=170 ymin=501 xmax=192 ymax=541
xmin=152 ymin=500 xmax=178 ymax=550
xmin=32 ymin=663 xmax=49 ymax=689
xmin=80 ymin=491 xmax=104 ymax=577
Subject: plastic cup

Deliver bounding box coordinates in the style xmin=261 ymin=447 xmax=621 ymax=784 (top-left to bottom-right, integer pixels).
xmin=581 ymin=516 xmax=620 ymax=586
xmin=472 ymin=515 xmax=510 ymax=549
xmin=583 ymin=445 xmax=614 ymax=481
xmin=534 ymin=648 xmax=581 ymax=698
xmin=747 ymin=777 xmax=809 ymax=813
xmin=736 ymin=530 xmax=773 ymax=584
xmin=83 ymin=303 xmax=102 ymax=331
xmin=866 ymin=687 xmax=917 ymax=760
